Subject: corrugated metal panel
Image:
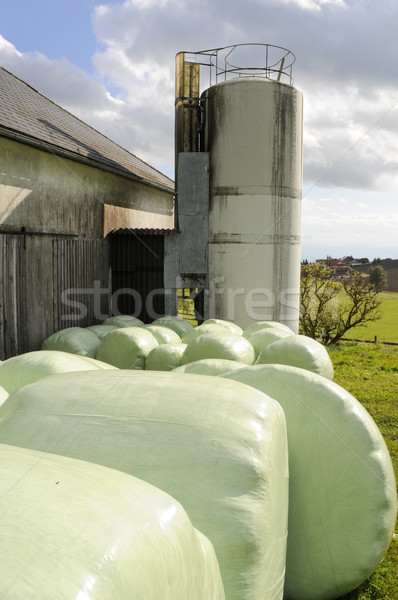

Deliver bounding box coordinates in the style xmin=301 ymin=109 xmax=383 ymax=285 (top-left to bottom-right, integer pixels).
xmin=110 ymin=228 xmax=175 ymax=236
xmin=111 ymin=233 xmax=165 ymax=323
xmin=0 ymin=233 xmax=110 ymax=359
xmin=53 ymin=238 xmax=110 ymax=329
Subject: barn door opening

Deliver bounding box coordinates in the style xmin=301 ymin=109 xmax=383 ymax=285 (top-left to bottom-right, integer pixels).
xmin=110 ymin=231 xmax=165 ymax=323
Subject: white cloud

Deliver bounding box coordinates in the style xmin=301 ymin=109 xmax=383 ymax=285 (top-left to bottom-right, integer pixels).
xmin=0 ymin=34 xmax=22 ymax=57
xmin=302 ymin=192 xmax=398 ymax=255
xmin=281 ymin=0 xmax=346 ymax=11
xmin=302 ymin=83 xmax=398 ymax=192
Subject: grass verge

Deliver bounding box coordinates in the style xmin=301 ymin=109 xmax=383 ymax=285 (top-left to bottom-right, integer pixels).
xmin=328 ymin=342 xmax=398 ymax=599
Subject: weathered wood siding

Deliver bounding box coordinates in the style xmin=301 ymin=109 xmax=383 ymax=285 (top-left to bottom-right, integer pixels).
xmin=0 ymin=233 xmax=110 ymax=359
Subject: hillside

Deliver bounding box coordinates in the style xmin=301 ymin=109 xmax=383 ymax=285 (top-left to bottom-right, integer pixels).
xmin=353 ymin=259 xmax=398 ymax=292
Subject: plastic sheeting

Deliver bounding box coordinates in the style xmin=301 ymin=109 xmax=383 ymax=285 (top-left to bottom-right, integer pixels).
xmin=0 ymin=443 xmax=225 ymax=600
xmin=142 ymin=325 xmax=182 ymax=344
xmin=246 ymin=327 xmax=292 ymax=358
xmin=256 ymin=334 xmax=334 ymax=380
xmin=87 ymin=324 xmax=119 ymax=339
xmin=182 ymin=323 xmax=233 ymax=344
xmin=0 ymin=370 xmax=289 ymax=600
xmin=181 ymin=332 xmax=255 ymax=366
xmin=173 ymin=358 xmax=249 ymax=376
xmin=145 ymin=343 xmax=187 ymax=371
xmin=202 ymin=319 xmax=243 ymax=335
xmin=96 ymin=327 xmax=158 ymax=369
xmin=0 ymin=350 xmax=115 ymax=394
xmin=41 ymin=326 xmax=101 ymax=357
xmin=0 ymin=385 xmax=8 ymax=408
xmin=103 ymin=315 xmax=144 ymax=328
xmin=223 ymin=364 xmax=397 ymax=600
xmin=151 ymin=316 xmax=194 ymax=337
xmin=242 ymin=321 xmax=294 ymax=339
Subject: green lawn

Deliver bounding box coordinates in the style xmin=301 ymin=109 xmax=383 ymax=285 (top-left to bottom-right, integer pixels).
xmin=345 ymin=292 xmax=398 ymax=343
xmin=328 ymin=342 xmax=398 ymax=599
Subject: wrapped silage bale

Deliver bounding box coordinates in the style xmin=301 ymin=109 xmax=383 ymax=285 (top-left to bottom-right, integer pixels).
xmin=0 ymin=350 xmax=115 ymax=394
xmin=182 ymin=323 xmax=232 ymax=344
xmin=0 ymin=370 xmax=289 ymax=600
xmin=41 ymin=326 xmax=101 ymax=358
xmin=0 ymin=386 xmax=8 ymax=408
xmin=174 ymin=358 xmax=249 ymax=376
xmin=96 ymin=327 xmax=158 ymax=369
xmin=151 ymin=316 xmax=194 ymax=338
xmin=256 ymin=334 xmax=334 ymax=380
xmin=242 ymin=321 xmax=294 ymax=339
xmin=142 ymin=325 xmax=182 ymax=344
xmin=103 ymin=315 xmax=144 ymax=328
xmin=202 ymin=318 xmax=243 ymax=335
xmin=246 ymin=327 xmax=292 ymax=358
xmin=0 ymin=443 xmax=225 ymax=600
xmin=181 ymin=331 xmax=255 ymax=366
xmin=223 ymin=364 xmax=397 ymax=600
xmin=145 ymin=343 xmax=187 ymax=371
xmin=87 ymin=324 xmax=119 ymax=339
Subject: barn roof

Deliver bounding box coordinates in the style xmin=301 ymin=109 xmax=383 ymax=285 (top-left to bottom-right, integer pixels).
xmin=0 ymin=66 xmax=174 ymax=193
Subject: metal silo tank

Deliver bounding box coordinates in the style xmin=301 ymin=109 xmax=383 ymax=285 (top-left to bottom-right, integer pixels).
xmin=203 ymin=77 xmax=303 ymax=332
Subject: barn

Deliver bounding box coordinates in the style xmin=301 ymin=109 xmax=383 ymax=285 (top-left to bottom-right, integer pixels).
xmin=0 ymin=67 xmax=175 ymax=359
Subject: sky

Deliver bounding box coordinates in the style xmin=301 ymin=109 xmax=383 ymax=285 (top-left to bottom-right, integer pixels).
xmin=1 ymin=0 xmax=397 ymax=262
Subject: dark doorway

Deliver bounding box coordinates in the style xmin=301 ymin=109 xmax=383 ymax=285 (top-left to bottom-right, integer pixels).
xmin=110 ymin=232 xmax=165 ymax=323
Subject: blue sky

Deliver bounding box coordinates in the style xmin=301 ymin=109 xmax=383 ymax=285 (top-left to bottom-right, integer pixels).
xmin=1 ymin=0 xmax=398 ymax=262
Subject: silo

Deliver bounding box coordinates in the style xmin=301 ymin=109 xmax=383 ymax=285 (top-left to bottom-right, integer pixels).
xmin=203 ymin=75 xmax=303 ymax=331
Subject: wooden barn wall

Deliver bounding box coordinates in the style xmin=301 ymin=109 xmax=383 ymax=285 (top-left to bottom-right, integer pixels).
xmin=0 ymin=234 xmax=110 ymax=360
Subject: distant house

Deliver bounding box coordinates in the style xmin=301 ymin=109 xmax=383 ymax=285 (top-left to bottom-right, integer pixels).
xmin=316 ymin=258 xmax=351 ymax=279
xmin=0 ymin=67 xmax=175 ymax=359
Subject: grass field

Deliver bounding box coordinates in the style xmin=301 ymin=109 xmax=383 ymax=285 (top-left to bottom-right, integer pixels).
xmin=344 ymin=292 xmax=398 ymax=343
xmin=328 ymin=342 xmax=398 ymax=599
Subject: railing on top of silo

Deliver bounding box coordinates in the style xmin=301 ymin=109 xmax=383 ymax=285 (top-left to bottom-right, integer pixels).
xmin=174 ymin=44 xmax=296 ymax=164
xmin=180 ymin=44 xmax=296 ymax=89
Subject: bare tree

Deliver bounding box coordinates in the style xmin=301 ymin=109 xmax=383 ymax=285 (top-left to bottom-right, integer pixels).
xmin=300 ymin=263 xmax=382 ymax=345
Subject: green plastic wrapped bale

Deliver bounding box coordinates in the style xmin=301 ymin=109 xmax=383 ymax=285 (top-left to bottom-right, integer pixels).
xmin=145 ymin=343 xmax=187 ymax=371
xmin=0 ymin=443 xmax=225 ymax=600
xmin=87 ymin=324 xmax=119 ymax=339
xmin=103 ymin=315 xmax=144 ymax=328
xmin=202 ymin=318 xmax=243 ymax=335
xmin=246 ymin=327 xmax=292 ymax=358
xmin=142 ymin=325 xmax=182 ymax=344
xmin=96 ymin=327 xmax=158 ymax=369
xmin=41 ymin=326 xmax=101 ymax=357
xmin=182 ymin=323 xmax=232 ymax=344
xmin=151 ymin=316 xmax=194 ymax=337
xmin=0 ymin=386 xmax=8 ymax=408
xmin=174 ymin=358 xmax=249 ymax=376
xmin=242 ymin=321 xmax=295 ymax=339
xmin=0 ymin=370 xmax=289 ymax=600
xmin=223 ymin=364 xmax=397 ymax=600
xmin=181 ymin=332 xmax=255 ymax=366
xmin=256 ymin=334 xmax=334 ymax=380
xmin=0 ymin=350 xmax=115 ymax=394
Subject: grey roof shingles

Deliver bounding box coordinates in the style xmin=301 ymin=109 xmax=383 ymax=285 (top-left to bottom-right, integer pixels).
xmin=0 ymin=66 xmax=174 ymax=192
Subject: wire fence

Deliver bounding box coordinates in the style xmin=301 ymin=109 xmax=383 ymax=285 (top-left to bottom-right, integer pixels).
xmin=341 ymin=337 xmax=398 ymax=346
